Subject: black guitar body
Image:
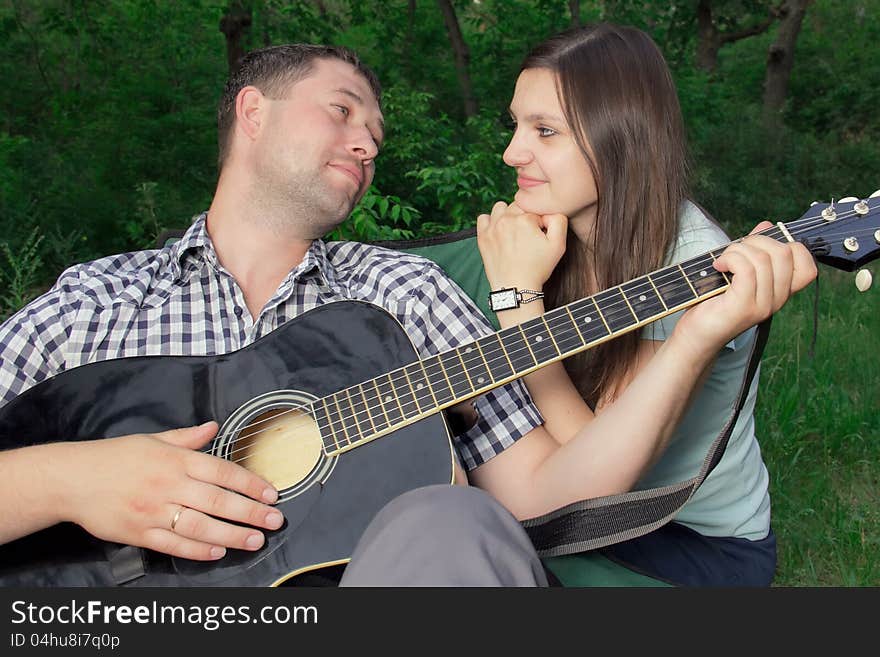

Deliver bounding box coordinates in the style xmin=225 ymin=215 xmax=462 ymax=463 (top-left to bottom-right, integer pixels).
xmin=0 ymin=301 xmax=455 ymax=586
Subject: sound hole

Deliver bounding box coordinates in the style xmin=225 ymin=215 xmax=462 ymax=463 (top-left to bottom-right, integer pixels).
xmin=235 ymin=407 xmax=324 ymax=491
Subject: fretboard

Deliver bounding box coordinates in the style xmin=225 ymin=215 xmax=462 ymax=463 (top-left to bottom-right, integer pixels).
xmin=313 ymin=225 xmax=790 ymax=455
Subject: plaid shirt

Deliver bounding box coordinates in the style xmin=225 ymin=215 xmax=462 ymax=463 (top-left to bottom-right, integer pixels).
xmin=0 ymin=213 xmax=542 ymax=469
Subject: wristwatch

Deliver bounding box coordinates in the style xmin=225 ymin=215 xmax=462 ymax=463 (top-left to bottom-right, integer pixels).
xmin=487 ymin=287 xmax=544 ymax=312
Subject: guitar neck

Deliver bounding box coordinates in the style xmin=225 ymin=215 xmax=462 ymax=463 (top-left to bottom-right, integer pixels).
xmin=311 ymin=224 xmax=793 ymax=455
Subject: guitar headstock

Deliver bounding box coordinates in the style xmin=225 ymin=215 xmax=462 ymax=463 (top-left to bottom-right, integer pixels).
xmin=787 ymin=191 xmax=880 ymax=272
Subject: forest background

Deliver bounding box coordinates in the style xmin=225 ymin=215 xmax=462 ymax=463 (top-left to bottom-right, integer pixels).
xmin=0 ymin=0 xmax=878 ymax=585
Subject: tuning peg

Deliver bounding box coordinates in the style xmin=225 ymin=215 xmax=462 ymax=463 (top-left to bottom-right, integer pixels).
xmin=810 ymin=201 xmax=819 ymax=206
xmin=870 ymin=189 xmax=880 ymax=198
xmin=855 ymin=269 xmax=873 ymax=293
xmin=840 ymin=196 xmax=859 ymax=202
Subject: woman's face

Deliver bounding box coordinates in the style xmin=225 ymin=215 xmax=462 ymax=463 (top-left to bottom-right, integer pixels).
xmin=504 ymin=67 xmax=599 ymax=235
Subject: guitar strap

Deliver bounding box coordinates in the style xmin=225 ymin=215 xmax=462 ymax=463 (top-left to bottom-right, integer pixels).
xmin=521 ymin=317 xmax=772 ymax=557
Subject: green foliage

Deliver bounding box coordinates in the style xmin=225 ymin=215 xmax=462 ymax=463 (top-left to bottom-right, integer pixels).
xmin=407 ymin=111 xmax=514 ymax=232
xmin=0 ymin=227 xmax=44 ymax=321
xmin=328 ymin=186 xmax=420 ymax=242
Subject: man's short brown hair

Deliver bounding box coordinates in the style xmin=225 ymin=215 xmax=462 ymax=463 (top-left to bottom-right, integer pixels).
xmin=216 ymin=44 xmax=382 ymax=170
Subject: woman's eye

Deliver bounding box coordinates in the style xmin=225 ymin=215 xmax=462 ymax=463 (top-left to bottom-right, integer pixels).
xmin=537 ymin=126 xmax=556 ymax=137
xmin=333 ymin=104 xmax=350 ymax=117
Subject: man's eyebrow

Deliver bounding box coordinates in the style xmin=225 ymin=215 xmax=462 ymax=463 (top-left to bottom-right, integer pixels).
xmin=335 ymin=87 xmax=385 ymax=144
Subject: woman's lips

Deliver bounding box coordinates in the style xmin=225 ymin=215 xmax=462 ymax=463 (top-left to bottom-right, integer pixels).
xmin=517 ymin=176 xmax=545 ymax=188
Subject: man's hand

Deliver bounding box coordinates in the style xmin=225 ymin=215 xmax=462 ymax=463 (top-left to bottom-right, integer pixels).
xmin=55 ymin=422 xmax=284 ymax=561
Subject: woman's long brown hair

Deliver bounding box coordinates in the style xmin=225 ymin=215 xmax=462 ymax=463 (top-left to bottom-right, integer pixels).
xmin=521 ymin=23 xmax=689 ymax=407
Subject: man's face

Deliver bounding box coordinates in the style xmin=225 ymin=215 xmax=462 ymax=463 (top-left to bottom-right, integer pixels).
xmin=253 ymin=58 xmax=385 ymax=237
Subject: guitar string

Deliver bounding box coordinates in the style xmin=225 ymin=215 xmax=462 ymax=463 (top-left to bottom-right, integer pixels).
xmin=218 ymin=205 xmax=878 ymax=466
xmin=223 ymin=209 xmax=878 ymax=467
xmin=221 ymin=206 xmax=878 ymax=466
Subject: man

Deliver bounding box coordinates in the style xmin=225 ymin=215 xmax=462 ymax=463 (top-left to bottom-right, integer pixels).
xmin=0 ymin=44 xmax=815 ymax=586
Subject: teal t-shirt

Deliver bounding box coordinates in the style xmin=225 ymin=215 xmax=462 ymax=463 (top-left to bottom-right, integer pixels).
xmin=636 ymin=201 xmax=771 ymax=540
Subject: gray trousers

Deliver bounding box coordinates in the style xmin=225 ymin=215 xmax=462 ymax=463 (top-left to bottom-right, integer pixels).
xmin=339 ymin=484 xmax=549 ymax=587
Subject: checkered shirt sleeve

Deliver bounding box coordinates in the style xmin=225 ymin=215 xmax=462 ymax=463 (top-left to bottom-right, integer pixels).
xmin=332 ymin=243 xmax=544 ymax=470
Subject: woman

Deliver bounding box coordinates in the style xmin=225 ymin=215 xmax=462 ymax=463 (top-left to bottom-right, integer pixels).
xmin=477 ymin=23 xmax=789 ymax=586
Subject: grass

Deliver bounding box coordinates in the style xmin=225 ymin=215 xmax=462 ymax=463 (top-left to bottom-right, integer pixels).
xmin=757 ymin=267 xmax=879 ymax=586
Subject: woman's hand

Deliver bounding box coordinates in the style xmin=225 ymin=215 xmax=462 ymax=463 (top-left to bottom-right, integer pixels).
xmin=476 ymin=201 xmax=568 ymax=291
xmin=673 ymin=222 xmax=817 ymax=359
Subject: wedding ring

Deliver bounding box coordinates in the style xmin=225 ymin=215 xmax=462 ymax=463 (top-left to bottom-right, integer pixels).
xmin=170 ymin=506 xmax=185 ymax=532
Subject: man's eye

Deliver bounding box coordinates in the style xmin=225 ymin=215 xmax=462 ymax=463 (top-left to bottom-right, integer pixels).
xmin=333 ymin=105 xmax=350 ymax=116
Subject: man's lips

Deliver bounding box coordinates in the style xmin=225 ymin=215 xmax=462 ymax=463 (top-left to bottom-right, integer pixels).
xmin=516 ymin=176 xmax=546 ymax=189
xmin=329 ymin=162 xmax=364 ymax=188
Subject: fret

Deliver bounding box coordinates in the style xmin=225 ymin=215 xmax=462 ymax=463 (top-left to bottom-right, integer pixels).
xmin=455 ymin=349 xmax=475 ymax=391
xmin=566 ymin=298 xmax=611 ymax=345
xmin=546 ymin=306 xmax=584 ymax=355
xmin=405 ymin=361 xmax=434 ymax=415
xmin=359 ymin=382 xmax=387 ymax=434
xmin=498 ymin=326 xmax=536 ymax=374
xmin=343 ymin=389 xmax=366 ymax=440
xmin=332 ymin=392 xmax=359 ymax=445
xmin=457 ymin=343 xmax=492 ymax=391
xmin=421 ymin=356 xmax=455 ymax=406
xmin=764 ymin=225 xmax=789 ymax=244
xmin=371 ymin=379 xmax=392 ymax=428
xmin=646 ymin=275 xmax=668 ymax=311
xmin=476 ymin=334 xmax=514 ymax=382
xmin=621 ymin=276 xmax=667 ymax=323
xmin=678 ymin=264 xmax=699 ymax=296
xmin=312 ymin=401 xmax=336 ymax=451
xmin=542 ymin=317 xmax=561 ymax=354
xmin=594 ymin=287 xmax=637 ymax=333
xmin=650 ymin=265 xmax=699 ymax=310
xmin=350 ymin=386 xmax=375 ymax=436
xmin=392 ymin=366 xmax=420 ymax=419
xmin=681 ymin=251 xmax=729 ymax=296
xmin=519 ymin=316 xmax=559 ymax=364
xmin=438 ymin=349 xmax=474 ymax=400
xmin=563 ymin=306 xmax=587 ymax=346
xmin=376 ymin=373 xmax=404 ymax=426
xmin=327 ymin=393 xmax=357 ymax=447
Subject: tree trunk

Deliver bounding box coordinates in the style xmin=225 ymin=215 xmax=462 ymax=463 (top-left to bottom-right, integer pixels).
xmin=436 ymin=0 xmax=478 ymax=118
xmin=763 ymin=0 xmax=811 ymax=119
xmin=695 ymin=0 xmax=721 ymax=73
xmin=569 ymin=0 xmax=580 ymax=26
xmin=403 ymin=0 xmax=417 ymax=83
xmin=219 ymin=3 xmax=252 ymax=73
xmin=696 ymin=0 xmax=780 ymax=74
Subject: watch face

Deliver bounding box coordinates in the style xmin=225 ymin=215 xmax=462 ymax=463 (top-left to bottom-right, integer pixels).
xmin=489 ymin=288 xmax=518 ymax=311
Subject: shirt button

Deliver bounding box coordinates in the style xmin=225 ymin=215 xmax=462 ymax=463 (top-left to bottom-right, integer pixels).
xmin=234 ymin=306 xmax=243 ymax=317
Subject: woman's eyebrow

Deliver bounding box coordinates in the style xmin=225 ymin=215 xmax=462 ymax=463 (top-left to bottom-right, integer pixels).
xmin=508 ymin=107 xmax=564 ymax=124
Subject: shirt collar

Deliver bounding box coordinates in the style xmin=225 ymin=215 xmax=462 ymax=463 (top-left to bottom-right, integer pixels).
xmin=168 ymin=212 xmax=212 ymax=282
xmin=168 ymin=212 xmax=341 ymax=294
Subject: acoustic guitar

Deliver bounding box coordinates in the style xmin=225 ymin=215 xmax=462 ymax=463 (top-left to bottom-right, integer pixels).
xmin=0 ymin=194 xmax=877 ymax=586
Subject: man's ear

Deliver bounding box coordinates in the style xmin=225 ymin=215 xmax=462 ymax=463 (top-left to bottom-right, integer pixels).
xmin=235 ymin=86 xmax=266 ymax=141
